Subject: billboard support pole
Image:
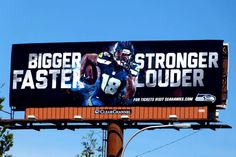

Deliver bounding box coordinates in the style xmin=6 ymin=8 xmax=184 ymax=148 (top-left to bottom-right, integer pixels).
xmin=107 ymin=122 xmax=123 ymax=157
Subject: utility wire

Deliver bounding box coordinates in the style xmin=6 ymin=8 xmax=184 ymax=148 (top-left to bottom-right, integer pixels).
xmin=135 ymin=130 xmax=200 ymax=157
xmin=0 ymin=110 xmax=11 ymax=115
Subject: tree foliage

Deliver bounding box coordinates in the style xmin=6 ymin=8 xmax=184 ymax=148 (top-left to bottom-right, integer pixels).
xmin=77 ymin=131 xmax=102 ymax=157
xmin=0 ymin=97 xmax=13 ymax=157
xmin=0 ymin=127 xmax=13 ymax=157
xmin=0 ymin=98 xmax=4 ymax=111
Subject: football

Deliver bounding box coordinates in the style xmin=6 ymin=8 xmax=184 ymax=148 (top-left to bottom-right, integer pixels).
xmin=81 ymin=61 xmax=98 ymax=85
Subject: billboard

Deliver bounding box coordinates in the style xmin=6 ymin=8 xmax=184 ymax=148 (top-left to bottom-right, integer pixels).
xmin=10 ymin=40 xmax=227 ymax=111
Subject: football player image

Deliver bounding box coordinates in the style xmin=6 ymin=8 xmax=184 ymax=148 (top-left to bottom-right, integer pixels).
xmin=80 ymin=41 xmax=140 ymax=106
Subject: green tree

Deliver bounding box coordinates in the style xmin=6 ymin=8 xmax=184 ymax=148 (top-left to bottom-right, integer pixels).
xmin=0 ymin=98 xmax=3 ymax=111
xmin=0 ymin=97 xmax=13 ymax=157
xmin=77 ymin=131 xmax=102 ymax=157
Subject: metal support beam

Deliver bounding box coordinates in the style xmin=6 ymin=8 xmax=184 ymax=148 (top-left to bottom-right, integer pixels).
xmin=0 ymin=119 xmax=232 ymax=130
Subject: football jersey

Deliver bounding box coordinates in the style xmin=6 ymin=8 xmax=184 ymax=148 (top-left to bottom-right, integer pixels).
xmin=89 ymin=52 xmax=139 ymax=106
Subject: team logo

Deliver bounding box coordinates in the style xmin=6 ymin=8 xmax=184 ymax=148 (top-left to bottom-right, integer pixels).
xmin=195 ymin=94 xmax=216 ymax=103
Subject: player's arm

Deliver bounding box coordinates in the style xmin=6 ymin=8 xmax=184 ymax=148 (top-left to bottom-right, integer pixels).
xmin=80 ymin=53 xmax=98 ymax=76
xmin=124 ymin=62 xmax=140 ymax=100
xmin=124 ymin=75 xmax=137 ymax=100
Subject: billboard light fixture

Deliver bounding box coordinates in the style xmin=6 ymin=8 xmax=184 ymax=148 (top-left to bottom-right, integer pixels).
xmin=169 ymin=114 xmax=178 ymax=120
xmin=74 ymin=115 xmax=83 ymax=120
xmin=120 ymin=115 xmax=130 ymax=120
xmin=27 ymin=115 xmax=36 ymax=120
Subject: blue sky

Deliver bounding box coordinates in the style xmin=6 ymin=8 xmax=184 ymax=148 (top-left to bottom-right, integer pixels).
xmin=0 ymin=0 xmax=236 ymax=157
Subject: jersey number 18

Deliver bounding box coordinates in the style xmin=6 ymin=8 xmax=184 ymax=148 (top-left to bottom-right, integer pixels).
xmin=101 ymin=73 xmax=121 ymax=95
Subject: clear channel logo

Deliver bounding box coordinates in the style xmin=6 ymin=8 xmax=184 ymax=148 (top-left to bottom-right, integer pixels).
xmin=95 ymin=109 xmax=131 ymax=114
xmin=195 ymin=94 xmax=216 ymax=103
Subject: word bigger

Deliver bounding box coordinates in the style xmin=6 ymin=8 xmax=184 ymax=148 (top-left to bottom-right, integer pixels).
xmin=12 ymin=52 xmax=82 ymax=89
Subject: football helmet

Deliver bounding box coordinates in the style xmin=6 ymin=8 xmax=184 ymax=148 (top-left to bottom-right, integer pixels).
xmin=111 ymin=41 xmax=134 ymax=67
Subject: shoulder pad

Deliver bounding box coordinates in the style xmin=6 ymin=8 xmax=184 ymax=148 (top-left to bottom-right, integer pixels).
xmin=97 ymin=52 xmax=112 ymax=65
xmin=98 ymin=52 xmax=111 ymax=58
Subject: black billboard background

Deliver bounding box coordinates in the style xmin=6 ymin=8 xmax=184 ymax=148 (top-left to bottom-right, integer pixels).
xmin=10 ymin=40 xmax=224 ymax=110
